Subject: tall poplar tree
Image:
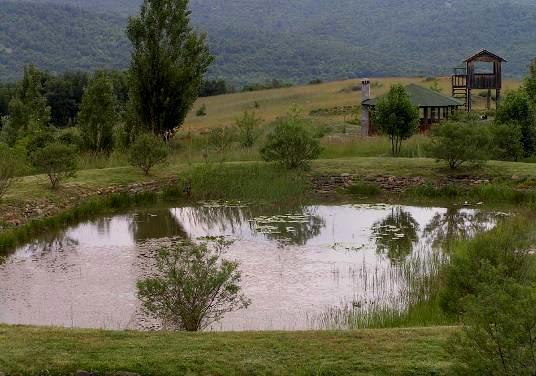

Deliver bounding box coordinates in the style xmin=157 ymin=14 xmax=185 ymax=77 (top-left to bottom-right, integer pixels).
xmin=78 ymin=71 xmax=117 ymax=153
xmin=127 ymin=0 xmax=213 ymax=136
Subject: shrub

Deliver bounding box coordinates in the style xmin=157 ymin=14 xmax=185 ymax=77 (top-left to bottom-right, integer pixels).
xmin=489 ymin=122 xmax=524 ymax=161
xmin=439 ymin=220 xmax=535 ymax=315
xmin=0 ymin=145 xmax=19 ymax=200
xmin=236 ymin=110 xmax=261 ymax=148
xmin=57 ymin=127 xmax=83 ymax=151
xmin=128 ymin=133 xmax=168 ymax=175
xmin=0 ymin=116 xmax=19 ymax=147
xmin=428 ymin=122 xmax=491 ymax=169
xmin=137 ymin=238 xmax=250 ymax=331
xmin=25 ymin=131 xmax=55 ymax=156
xmin=30 ymin=143 xmax=77 ymax=188
xmin=196 ymin=104 xmax=207 ymax=117
xmin=208 ymin=127 xmax=236 ymax=162
xmin=449 ymin=281 xmax=536 ymax=375
xmin=261 ymin=116 xmax=321 ymax=169
xmin=347 ymin=182 xmax=381 ymax=196
xmin=372 ymin=84 xmax=420 ymax=156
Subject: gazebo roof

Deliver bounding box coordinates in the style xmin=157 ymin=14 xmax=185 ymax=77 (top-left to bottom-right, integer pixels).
xmin=362 ymin=84 xmax=464 ymax=108
xmin=464 ymin=49 xmax=507 ymax=63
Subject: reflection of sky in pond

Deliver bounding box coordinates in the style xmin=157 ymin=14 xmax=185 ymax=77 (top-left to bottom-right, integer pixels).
xmin=0 ymin=204 xmax=500 ymax=331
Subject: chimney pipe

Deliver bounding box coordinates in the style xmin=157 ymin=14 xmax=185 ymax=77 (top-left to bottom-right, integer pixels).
xmin=361 ymin=78 xmax=371 ymax=137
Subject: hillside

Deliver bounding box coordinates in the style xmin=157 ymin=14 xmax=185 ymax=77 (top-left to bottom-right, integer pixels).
xmin=183 ymin=77 xmax=522 ymax=131
xmin=0 ymin=2 xmax=129 ymax=79
xmin=1 ymin=0 xmax=536 ymax=83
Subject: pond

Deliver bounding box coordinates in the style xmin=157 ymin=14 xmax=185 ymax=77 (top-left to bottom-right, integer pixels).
xmin=0 ymin=202 xmax=503 ymax=331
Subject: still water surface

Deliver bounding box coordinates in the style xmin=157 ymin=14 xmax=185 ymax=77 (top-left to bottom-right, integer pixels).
xmin=0 ymin=203 xmax=499 ymax=330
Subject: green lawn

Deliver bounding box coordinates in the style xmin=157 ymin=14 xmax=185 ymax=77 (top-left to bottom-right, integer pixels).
xmin=0 ymin=325 xmax=454 ymax=375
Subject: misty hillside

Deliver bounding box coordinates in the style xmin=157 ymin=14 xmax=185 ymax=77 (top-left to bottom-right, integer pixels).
xmin=1 ymin=0 xmax=535 ymax=83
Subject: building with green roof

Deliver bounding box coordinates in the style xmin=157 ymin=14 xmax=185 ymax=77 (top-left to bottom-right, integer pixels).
xmin=360 ymin=82 xmax=464 ymax=136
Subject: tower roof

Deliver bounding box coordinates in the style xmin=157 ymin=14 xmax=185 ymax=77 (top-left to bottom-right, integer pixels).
xmin=464 ymin=49 xmax=507 ymax=63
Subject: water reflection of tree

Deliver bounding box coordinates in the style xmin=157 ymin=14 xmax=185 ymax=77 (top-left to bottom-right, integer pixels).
xmin=371 ymin=207 xmax=419 ymax=263
xmin=424 ymin=208 xmax=495 ymax=250
xmin=176 ymin=206 xmax=252 ymax=236
xmin=255 ymin=211 xmax=326 ymax=246
xmin=129 ymin=210 xmax=188 ymax=241
xmin=176 ymin=205 xmax=326 ymax=246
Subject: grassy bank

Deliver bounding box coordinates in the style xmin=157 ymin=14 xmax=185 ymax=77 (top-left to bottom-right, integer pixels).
xmin=4 ymin=157 xmax=536 ymax=204
xmin=0 ymin=164 xmax=309 ymax=254
xmin=0 ymin=325 xmax=453 ymax=375
xmin=0 ymin=192 xmax=160 ymax=253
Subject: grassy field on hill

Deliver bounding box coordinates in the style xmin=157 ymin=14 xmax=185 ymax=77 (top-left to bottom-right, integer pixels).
xmin=183 ymin=77 xmax=522 ymax=131
xmin=0 ymin=324 xmax=453 ymax=375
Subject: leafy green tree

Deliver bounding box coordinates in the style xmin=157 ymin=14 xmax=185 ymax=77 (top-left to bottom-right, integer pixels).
xmin=428 ymin=122 xmax=491 ymax=169
xmin=0 ymin=115 xmax=20 ymax=147
xmin=525 ymin=59 xmax=536 ymax=103
xmin=127 ymin=0 xmax=213 ymax=136
xmin=236 ymin=110 xmax=262 ymax=148
xmin=78 ymin=72 xmax=117 ymax=153
xmin=31 ymin=143 xmax=77 ymax=188
xmin=19 ymin=65 xmax=51 ymax=131
xmin=2 ymin=66 xmax=51 ymax=145
xmin=496 ymin=89 xmax=536 ymax=157
xmin=44 ymin=71 xmax=89 ymax=127
xmin=261 ymin=114 xmax=321 ymax=169
xmin=0 ymin=145 xmax=20 ymax=201
xmin=137 ymin=238 xmax=250 ymax=331
xmin=128 ymin=133 xmax=168 ymax=175
xmin=372 ymin=84 xmax=420 ymax=156
xmin=449 ymin=281 xmax=536 ymax=376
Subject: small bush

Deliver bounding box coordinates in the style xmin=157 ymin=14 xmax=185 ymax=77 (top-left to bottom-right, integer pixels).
xmin=261 ymin=116 xmax=321 ymax=169
xmin=196 ymin=104 xmax=207 ymax=117
xmin=428 ymin=122 xmax=491 ymax=169
xmin=30 ymin=143 xmax=77 ymax=188
xmin=25 ymin=131 xmax=55 ymax=156
xmin=489 ymin=122 xmax=524 ymax=161
xmin=208 ymin=127 xmax=236 ymax=162
xmin=128 ymin=133 xmax=168 ymax=175
xmin=449 ymin=281 xmax=536 ymax=375
xmin=236 ymin=110 xmax=261 ymax=148
xmin=439 ymin=220 xmax=535 ymax=316
xmin=137 ymin=238 xmax=250 ymax=331
xmin=347 ymin=182 xmax=381 ymax=196
xmin=57 ymin=128 xmax=83 ymax=151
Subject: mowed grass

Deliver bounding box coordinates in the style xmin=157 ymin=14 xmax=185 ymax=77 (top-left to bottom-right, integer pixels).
xmin=183 ymin=77 xmax=522 ymax=131
xmin=0 ymin=324 xmax=454 ymax=375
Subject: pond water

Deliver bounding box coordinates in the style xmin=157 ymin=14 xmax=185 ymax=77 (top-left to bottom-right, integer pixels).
xmin=0 ymin=202 xmax=501 ymax=331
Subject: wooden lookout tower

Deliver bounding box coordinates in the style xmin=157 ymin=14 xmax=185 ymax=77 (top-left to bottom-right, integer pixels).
xmin=451 ymin=50 xmax=506 ymax=112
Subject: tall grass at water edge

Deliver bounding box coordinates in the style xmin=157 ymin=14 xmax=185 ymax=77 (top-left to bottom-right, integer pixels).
xmin=184 ymin=163 xmax=309 ymax=203
xmin=404 ymin=182 xmax=536 ymax=206
xmin=309 ymin=248 xmax=452 ymax=330
xmin=310 ymin=215 xmax=536 ymax=330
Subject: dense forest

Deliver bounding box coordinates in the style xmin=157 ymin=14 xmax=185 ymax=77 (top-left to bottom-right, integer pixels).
xmin=1 ymin=0 xmax=536 ymax=83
